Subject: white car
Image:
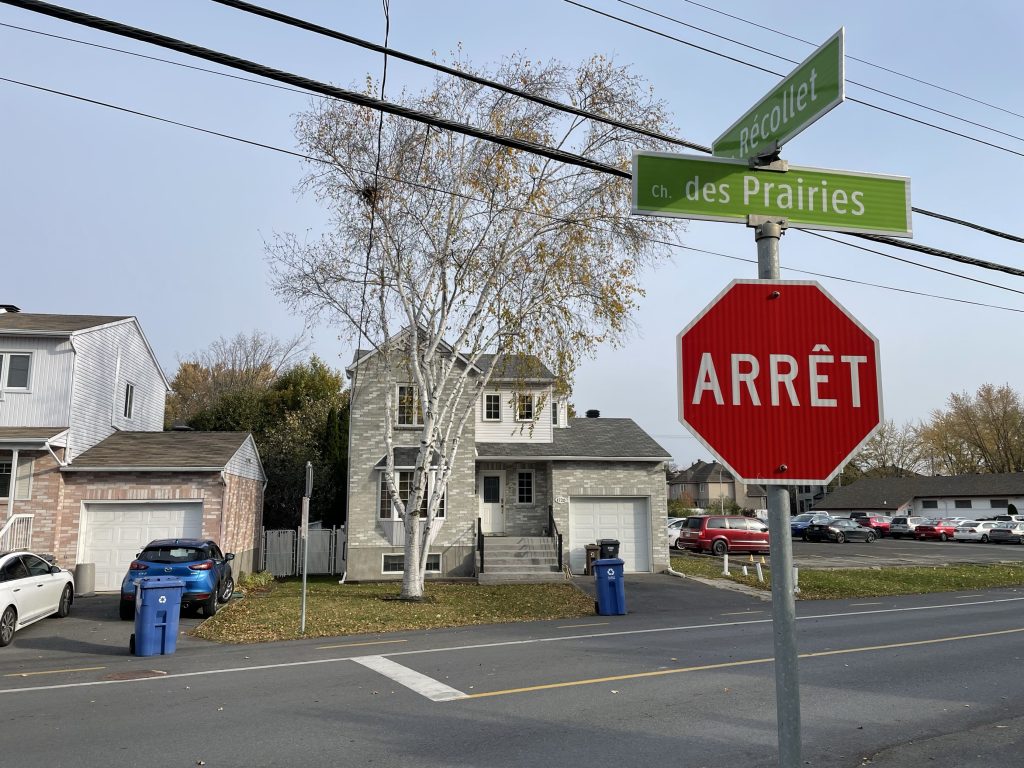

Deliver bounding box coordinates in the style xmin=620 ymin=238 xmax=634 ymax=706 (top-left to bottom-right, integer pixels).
xmin=0 ymin=551 xmax=75 ymax=647
xmin=667 ymin=518 xmax=689 ymax=550
xmin=953 ymin=520 xmax=1001 ymax=543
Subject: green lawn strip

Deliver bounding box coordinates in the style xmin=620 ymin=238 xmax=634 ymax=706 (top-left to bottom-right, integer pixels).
xmin=670 ymin=555 xmax=1024 ymax=600
xmin=193 ymin=577 xmax=595 ymax=643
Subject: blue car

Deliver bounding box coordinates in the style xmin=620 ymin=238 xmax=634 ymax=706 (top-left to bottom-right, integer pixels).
xmin=120 ymin=539 xmax=235 ymax=620
xmin=790 ymin=513 xmax=832 ymax=539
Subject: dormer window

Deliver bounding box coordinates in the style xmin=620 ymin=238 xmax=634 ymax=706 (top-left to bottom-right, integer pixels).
xmin=0 ymin=353 xmax=30 ymax=390
xmin=516 ymin=394 xmax=534 ymax=422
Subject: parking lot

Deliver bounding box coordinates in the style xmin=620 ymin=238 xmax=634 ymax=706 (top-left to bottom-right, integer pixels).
xmin=790 ymin=535 xmax=1024 ymax=569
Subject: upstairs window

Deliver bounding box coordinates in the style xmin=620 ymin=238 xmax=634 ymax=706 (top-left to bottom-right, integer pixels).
xmin=123 ymin=382 xmax=135 ymax=419
xmin=552 ymin=400 xmax=559 ymax=425
xmin=396 ymin=385 xmax=423 ymax=426
xmin=0 ymin=353 xmax=31 ymax=390
xmin=516 ymin=394 xmax=534 ymax=422
xmin=483 ymin=393 xmax=501 ymax=421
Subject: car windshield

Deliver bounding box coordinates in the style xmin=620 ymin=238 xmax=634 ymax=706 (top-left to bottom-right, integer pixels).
xmin=139 ymin=546 xmax=207 ymax=564
xmin=668 ymin=519 xmax=686 ymax=529
xmin=793 ymin=514 xmax=815 ymax=522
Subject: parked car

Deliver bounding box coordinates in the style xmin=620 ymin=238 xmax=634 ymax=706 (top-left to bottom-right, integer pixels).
xmin=790 ymin=513 xmax=832 ymax=538
xmin=677 ymin=515 xmax=770 ymax=556
xmin=993 ymin=515 xmax=1024 ymax=523
xmin=667 ymin=518 xmax=689 ymax=550
xmin=914 ymin=519 xmax=958 ymax=541
xmin=804 ymin=518 xmax=878 ymax=543
xmin=0 ymin=551 xmax=75 ymax=647
xmin=889 ymin=516 xmax=927 ymax=539
xmin=856 ymin=515 xmax=892 ymax=537
xmin=953 ymin=521 xmax=1001 ymax=543
xmin=120 ymin=539 xmax=235 ymax=620
xmin=989 ymin=522 xmax=1024 ymax=544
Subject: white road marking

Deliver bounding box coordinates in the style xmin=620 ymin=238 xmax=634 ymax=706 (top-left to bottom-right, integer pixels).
xmin=4 ymin=595 xmax=1024 ymax=695
xmin=849 ymin=602 xmax=883 ymax=606
xmin=352 ymin=655 xmax=466 ymax=701
xmin=954 ymin=594 xmax=984 ymax=599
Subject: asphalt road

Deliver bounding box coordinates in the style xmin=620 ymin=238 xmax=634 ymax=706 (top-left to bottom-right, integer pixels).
xmin=3 ymin=577 xmax=1024 ymax=767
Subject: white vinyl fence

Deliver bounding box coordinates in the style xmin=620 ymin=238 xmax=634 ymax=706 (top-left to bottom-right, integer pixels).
xmin=260 ymin=526 xmax=346 ymax=576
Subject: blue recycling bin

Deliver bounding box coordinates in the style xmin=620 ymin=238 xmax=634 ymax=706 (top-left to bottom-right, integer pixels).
xmin=593 ymin=557 xmax=626 ymax=615
xmin=131 ymin=576 xmax=184 ymax=656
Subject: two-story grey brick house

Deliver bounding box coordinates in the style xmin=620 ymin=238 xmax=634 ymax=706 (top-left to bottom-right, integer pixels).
xmin=345 ymin=341 xmax=672 ymax=581
xmin=0 ymin=308 xmax=265 ymax=590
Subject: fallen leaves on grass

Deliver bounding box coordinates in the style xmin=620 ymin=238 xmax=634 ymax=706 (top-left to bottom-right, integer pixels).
xmin=192 ymin=578 xmax=595 ymax=643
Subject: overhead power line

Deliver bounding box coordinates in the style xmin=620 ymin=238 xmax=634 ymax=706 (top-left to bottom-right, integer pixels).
xmin=3 ymin=0 xmax=1022 ymax=280
xmin=210 ymin=0 xmax=709 ymax=153
xmin=4 ymin=72 xmax=1024 ymax=317
xmin=564 ymin=0 xmax=1024 ymax=159
xmin=612 ymin=0 xmax=1024 ymax=145
xmin=674 ymin=0 xmax=1024 ymax=123
xmin=3 ymin=12 xmax=1022 ymax=249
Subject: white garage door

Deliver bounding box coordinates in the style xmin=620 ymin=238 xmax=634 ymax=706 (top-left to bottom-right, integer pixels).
xmin=569 ymin=497 xmax=651 ymax=574
xmin=80 ymin=502 xmax=204 ymax=591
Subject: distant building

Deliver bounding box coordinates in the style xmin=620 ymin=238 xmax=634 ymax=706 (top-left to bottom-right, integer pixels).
xmin=811 ymin=473 xmax=1024 ymax=518
xmin=667 ymin=460 xmax=766 ymax=511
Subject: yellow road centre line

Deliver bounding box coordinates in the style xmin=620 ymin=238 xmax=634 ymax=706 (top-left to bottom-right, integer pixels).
xmin=5 ymin=666 xmax=106 ymax=678
xmin=557 ymin=622 xmax=609 ymax=629
xmin=316 ymin=639 xmax=407 ymax=650
xmin=460 ymin=626 xmax=1024 ymax=699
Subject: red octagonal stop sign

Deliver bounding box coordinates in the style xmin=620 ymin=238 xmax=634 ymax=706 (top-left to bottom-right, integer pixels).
xmin=678 ymin=280 xmax=882 ymax=485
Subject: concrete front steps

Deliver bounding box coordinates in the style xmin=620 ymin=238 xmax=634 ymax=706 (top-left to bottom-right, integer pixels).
xmin=477 ymin=535 xmax=567 ymax=584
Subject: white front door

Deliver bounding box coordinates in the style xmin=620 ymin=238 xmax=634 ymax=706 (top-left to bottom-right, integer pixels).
xmin=478 ymin=472 xmax=505 ymax=533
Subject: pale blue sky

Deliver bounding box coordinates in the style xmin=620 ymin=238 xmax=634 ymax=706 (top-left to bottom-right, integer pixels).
xmin=4 ymin=1 xmax=1023 ymax=467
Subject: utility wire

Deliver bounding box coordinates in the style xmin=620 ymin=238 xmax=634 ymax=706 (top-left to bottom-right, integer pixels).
xmin=3 ymin=0 xmax=1022 ymax=278
xmin=674 ymin=0 xmax=1024 ymax=123
xmin=4 ymin=72 xmax=1023 ymax=317
xmin=612 ymin=0 xmax=1024 ymax=145
xmin=565 ymin=0 xmax=1024 ymax=159
xmin=209 ymin=0 xmax=709 ymax=153
xmin=3 ymin=13 xmax=1022 ymax=248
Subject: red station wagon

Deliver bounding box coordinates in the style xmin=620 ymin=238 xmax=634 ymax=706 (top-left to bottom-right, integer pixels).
xmin=677 ymin=515 xmax=771 ymax=556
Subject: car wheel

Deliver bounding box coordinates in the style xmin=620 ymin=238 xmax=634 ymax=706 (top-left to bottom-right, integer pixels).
xmin=0 ymin=606 xmax=16 ymax=647
xmin=836 ymin=532 xmax=845 ymax=543
xmin=218 ymin=577 xmax=235 ymax=604
xmin=981 ymin=535 xmax=989 ymax=543
xmin=119 ymin=600 xmax=135 ymax=621
xmin=940 ymin=533 xmax=948 ymax=542
xmin=711 ymin=539 xmax=728 ymax=556
xmin=55 ymin=585 xmax=73 ymax=618
xmin=203 ymin=592 xmax=219 ymax=617
xmin=866 ymin=532 xmax=876 ymax=543
xmin=801 ymin=534 xmax=809 ymax=542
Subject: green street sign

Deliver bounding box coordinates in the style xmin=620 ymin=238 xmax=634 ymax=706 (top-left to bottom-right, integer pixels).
xmin=632 ymin=152 xmax=912 ymax=237
xmin=713 ymin=28 xmax=844 ymax=160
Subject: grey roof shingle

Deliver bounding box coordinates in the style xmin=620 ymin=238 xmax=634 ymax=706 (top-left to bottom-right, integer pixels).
xmin=349 ymin=349 xmax=554 ymax=381
xmin=0 ymin=313 xmax=130 ymax=334
xmin=67 ymin=431 xmax=252 ymax=471
xmin=476 ymin=417 xmax=670 ymax=460
xmin=374 ymin=447 xmax=441 ymax=469
xmin=812 ymin=473 xmax=1024 ymax=512
xmin=0 ymin=426 xmax=67 ymax=441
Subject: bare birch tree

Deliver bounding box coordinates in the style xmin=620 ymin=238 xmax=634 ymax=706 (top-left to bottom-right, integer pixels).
xmin=268 ymin=54 xmax=683 ymax=598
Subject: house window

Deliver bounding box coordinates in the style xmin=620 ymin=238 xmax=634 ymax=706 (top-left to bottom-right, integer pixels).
xmin=123 ymin=382 xmax=135 ymax=419
xmin=0 ymin=460 xmax=10 ymax=498
xmin=991 ymin=499 xmax=1009 ymax=509
xmin=382 ymin=553 xmax=441 ymax=573
xmin=954 ymin=499 xmax=973 ymax=509
xmin=516 ymin=394 xmax=534 ymax=421
xmin=396 ymin=385 xmax=423 ymax=426
xmin=517 ymin=471 xmax=534 ymax=504
xmin=483 ymin=393 xmax=501 ymax=421
xmin=379 ymin=471 xmax=445 ymax=519
xmin=921 ymin=500 xmax=938 ymax=509
xmin=552 ymin=401 xmax=559 ymax=425
xmin=0 ymin=353 xmax=31 ymax=390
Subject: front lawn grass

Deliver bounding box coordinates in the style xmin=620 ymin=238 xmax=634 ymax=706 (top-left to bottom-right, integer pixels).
xmin=193 ymin=577 xmax=595 ymax=643
xmin=671 ymin=554 xmax=1024 ymax=600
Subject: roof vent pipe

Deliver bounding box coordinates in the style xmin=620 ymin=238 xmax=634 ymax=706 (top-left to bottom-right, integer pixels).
xmin=585 ymin=409 xmax=600 ymax=418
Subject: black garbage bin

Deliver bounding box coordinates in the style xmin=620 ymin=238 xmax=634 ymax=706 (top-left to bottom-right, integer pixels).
xmin=598 ymin=538 xmax=620 ymax=559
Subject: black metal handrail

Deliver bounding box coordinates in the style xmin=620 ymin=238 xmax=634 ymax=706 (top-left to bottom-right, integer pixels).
xmin=547 ymin=506 xmax=563 ymax=571
xmin=476 ymin=517 xmax=484 ymax=573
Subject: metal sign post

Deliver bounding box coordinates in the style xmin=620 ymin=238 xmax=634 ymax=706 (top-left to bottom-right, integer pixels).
xmin=755 ymin=219 xmax=801 ymax=768
xmin=300 ymin=461 xmax=312 ymax=635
